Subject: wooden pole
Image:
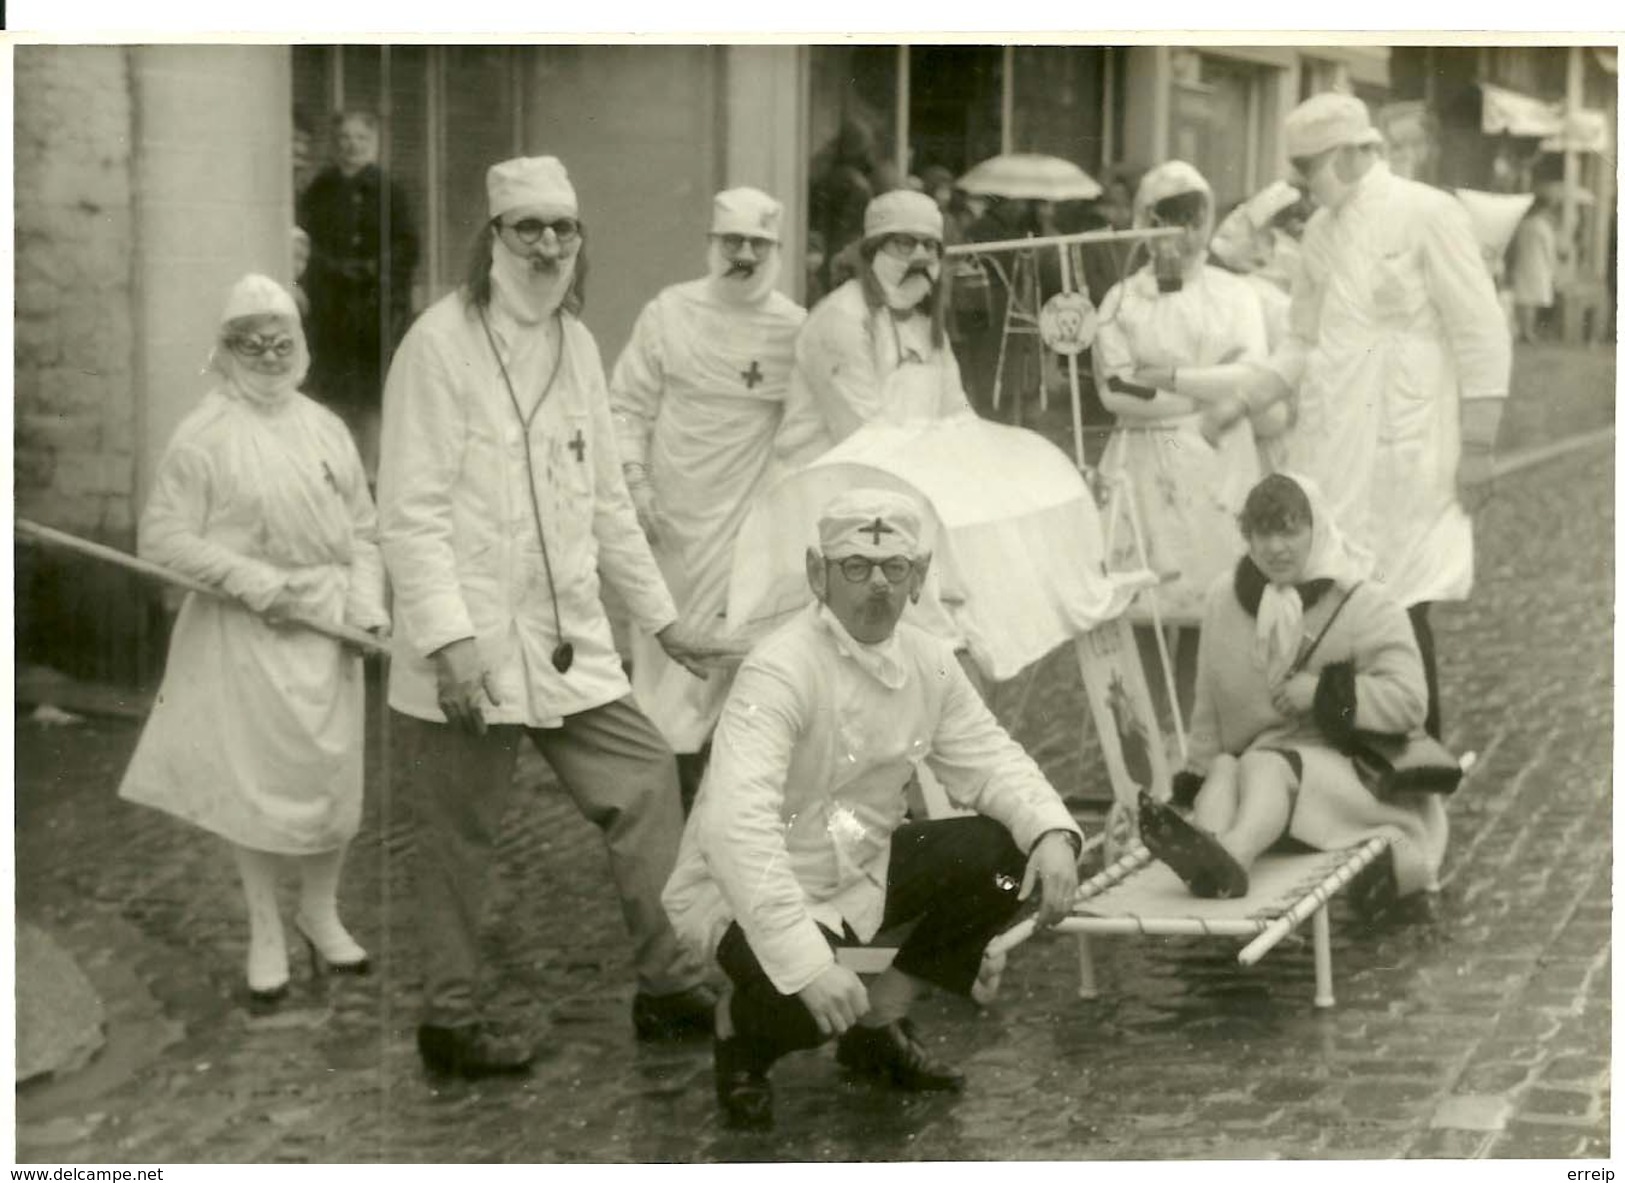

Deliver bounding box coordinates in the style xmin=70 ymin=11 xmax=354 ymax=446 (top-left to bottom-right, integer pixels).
xmin=16 ymin=518 xmax=389 ymax=657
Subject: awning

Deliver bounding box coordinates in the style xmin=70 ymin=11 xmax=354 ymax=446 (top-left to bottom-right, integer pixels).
xmin=1479 ymin=82 xmax=1564 ymax=138
xmin=1540 ymin=108 xmax=1613 ymax=154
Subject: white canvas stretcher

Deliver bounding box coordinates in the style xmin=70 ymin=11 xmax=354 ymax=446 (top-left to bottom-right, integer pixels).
xmin=981 ymin=606 xmax=1400 ymax=1008
xmin=1034 ymin=836 xmax=1392 ymax=1008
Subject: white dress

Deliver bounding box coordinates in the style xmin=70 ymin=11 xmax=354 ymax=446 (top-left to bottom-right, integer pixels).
xmin=118 ymin=385 xmax=388 ymax=854
xmin=1093 ymin=263 xmax=1268 ymax=623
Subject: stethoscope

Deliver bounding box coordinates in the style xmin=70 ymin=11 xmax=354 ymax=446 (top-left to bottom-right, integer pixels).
xmin=478 ymin=307 xmax=575 ymax=674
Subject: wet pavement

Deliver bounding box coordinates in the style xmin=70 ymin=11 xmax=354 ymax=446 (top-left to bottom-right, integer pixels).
xmin=13 ymin=349 xmax=1615 ymax=1163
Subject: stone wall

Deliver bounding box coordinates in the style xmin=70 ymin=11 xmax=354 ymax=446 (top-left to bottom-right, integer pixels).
xmin=14 ymin=45 xmax=139 ymax=540
xmin=13 ymin=46 xmax=157 ymax=683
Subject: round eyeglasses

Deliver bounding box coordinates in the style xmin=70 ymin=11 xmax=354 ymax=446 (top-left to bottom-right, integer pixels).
xmin=1289 ymin=149 xmax=1334 ymax=182
xmin=713 ymin=233 xmax=777 ymax=254
xmin=499 ymin=216 xmax=582 ymax=245
xmin=227 ymin=334 xmax=297 ymax=359
xmin=878 ymin=234 xmax=943 ymax=260
xmin=832 ymin=555 xmax=914 ymax=585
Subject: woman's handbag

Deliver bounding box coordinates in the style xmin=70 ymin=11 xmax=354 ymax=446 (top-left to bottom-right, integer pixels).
xmin=1289 ymin=583 xmax=1464 ymax=798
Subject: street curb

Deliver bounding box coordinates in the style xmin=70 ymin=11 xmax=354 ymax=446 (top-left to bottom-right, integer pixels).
xmin=1493 ymin=426 xmax=1615 ymax=480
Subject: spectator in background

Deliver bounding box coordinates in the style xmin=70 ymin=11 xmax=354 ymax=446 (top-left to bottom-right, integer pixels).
xmin=289 ymin=228 xmax=312 ymax=320
xmin=808 ymin=118 xmax=885 ymax=295
xmin=291 ymin=110 xmax=319 ymax=197
xmin=1509 ymin=182 xmax=1564 ymax=343
xmin=298 ymin=110 xmax=420 ymax=481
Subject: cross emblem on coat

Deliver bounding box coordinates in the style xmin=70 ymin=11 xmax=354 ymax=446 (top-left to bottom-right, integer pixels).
xmin=860 ymin=517 xmax=894 ymax=546
xmin=568 ymin=429 xmax=586 ymax=462
xmin=741 ymin=360 xmax=764 ymax=389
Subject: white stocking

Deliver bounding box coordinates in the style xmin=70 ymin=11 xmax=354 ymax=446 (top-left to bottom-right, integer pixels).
xmin=294 ymin=846 xmax=366 ymax=963
xmin=231 ymin=843 xmax=289 ymax=991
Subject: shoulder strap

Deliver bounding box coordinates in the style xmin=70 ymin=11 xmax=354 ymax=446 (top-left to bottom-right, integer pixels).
xmin=1286 ymin=582 xmax=1362 ymax=678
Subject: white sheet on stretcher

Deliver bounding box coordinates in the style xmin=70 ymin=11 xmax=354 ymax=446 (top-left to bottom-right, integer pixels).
xmin=727 ymin=414 xmax=1136 ymax=681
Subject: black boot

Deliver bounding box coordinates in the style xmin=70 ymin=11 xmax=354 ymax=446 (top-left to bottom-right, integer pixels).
xmin=632 ymin=983 xmax=719 ymax=1041
xmin=416 ymin=1022 xmax=535 ymax=1078
xmin=714 ymin=1035 xmax=773 ymax=1130
xmin=836 ymin=1018 xmax=965 ymax=1092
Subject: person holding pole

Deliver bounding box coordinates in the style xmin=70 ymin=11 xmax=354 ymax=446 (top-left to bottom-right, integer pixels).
xmin=118 ymin=274 xmax=390 ymax=1012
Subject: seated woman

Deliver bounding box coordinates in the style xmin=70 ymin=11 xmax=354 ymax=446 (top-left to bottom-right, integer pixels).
xmin=1137 ymin=472 xmax=1449 ymax=902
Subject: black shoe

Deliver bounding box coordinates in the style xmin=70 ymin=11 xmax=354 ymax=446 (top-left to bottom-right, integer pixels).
xmin=416 ymin=1022 xmax=535 ymax=1079
xmin=632 ymin=983 xmax=719 ymax=1041
xmin=714 ymin=1035 xmax=773 ymax=1130
xmin=1137 ymin=790 xmax=1249 ymax=899
xmin=836 ymin=1018 xmax=965 ymax=1092
xmin=246 ymin=981 xmax=290 ymax=1016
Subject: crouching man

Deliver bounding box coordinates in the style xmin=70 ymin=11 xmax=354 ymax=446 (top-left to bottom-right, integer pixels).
xmin=662 ymin=487 xmax=1083 ymax=1130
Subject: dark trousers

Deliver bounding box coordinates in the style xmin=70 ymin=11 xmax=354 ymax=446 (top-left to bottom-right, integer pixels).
xmin=717 ymin=816 xmax=1025 ymax=1069
xmin=1407 ymin=602 xmax=1442 ymax=740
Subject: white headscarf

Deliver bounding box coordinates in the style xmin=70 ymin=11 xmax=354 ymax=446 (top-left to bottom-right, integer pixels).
xmin=1254 ymin=472 xmax=1374 ymax=686
xmin=207 ymin=274 xmax=309 ymax=409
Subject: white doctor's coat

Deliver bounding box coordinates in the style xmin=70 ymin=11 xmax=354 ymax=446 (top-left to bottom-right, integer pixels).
xmin=1270 ymin=162 xmax=1511 ymax=607
xmin=378 ymin=293 xmax=678 ymax=727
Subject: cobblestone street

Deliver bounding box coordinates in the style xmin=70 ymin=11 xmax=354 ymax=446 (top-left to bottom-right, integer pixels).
xmin=13 ymin=350 xmax=1614 ymax=1163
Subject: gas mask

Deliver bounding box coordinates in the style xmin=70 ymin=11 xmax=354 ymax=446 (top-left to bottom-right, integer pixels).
xmin=1144 ymin=189 xmax=1210 ymax=295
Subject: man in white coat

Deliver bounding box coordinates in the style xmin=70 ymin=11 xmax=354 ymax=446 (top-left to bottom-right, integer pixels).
xmin=774 ymin=190 xmax=971 ymax=468
xmin=611 ymin=187 xmax=805 ymax=808
xmin=1247 ymin=93 xmax=1510 ymax=738
xmin=663 ymin=488 xmax=1083 ymax=1130
xmin=377 ymin=156 xmax=730 ymax=1078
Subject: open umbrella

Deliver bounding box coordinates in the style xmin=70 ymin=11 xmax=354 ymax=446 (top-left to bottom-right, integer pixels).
xmin=957 ymin=153 xmax=1103 ymax=203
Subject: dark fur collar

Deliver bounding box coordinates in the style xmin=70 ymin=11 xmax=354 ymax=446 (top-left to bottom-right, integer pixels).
xmin=1233 ymin=557 xmax=1336 ymax=618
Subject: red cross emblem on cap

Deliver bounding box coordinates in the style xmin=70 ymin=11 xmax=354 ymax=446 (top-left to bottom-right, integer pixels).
xmin=860 ymin=517 xmax=894 ymax=546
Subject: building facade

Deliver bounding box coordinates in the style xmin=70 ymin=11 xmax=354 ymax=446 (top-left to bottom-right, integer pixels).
xmin=18 ymin=42 xmax=1609 ymax=682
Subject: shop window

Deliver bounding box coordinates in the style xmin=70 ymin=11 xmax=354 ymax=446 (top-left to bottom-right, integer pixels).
xmin=439 ymin=47 xmax=519 ymax=290
xmin=910 ymin=45 xmax=1004 ymax=178
xmin=806 ymin=45 xmax=901 ymax=302
xmin=1011 ymin=46 xmax=1108 ymax=174
xmin=1168 ymin=52 xmax=1269 ymax=212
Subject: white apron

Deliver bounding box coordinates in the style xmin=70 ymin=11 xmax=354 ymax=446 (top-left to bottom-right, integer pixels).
xmin=1093 ymin=265 xmax=1267 ymax=623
